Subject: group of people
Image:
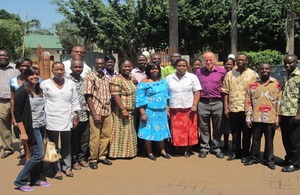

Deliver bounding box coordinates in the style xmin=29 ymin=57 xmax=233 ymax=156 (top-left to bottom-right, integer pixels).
xmin=1 ymin=45 xmax=300 ymax=192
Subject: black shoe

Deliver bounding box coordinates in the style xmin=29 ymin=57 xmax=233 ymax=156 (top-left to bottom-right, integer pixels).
xmin=241 ymin=157 xmax=248 ymax=163
xmin=215 ymin=152 xmax=224 ymax=159
xmin=161 ymin=152 xmax=171 ymax=159
xmin=276 ymin=160 xmax=289 ymax=166
xmin=227 ymin=153 xmax=236 ymax=161
xmin=244 ymin=159 xmax=259 ymax=166
xmin=1 ymin=152 xmax=14 ymax=159
xmin=99 ymin=158 xmax=112 ymax=165
xmin=266 ymin=164 xmax=276 ymax=170
xmin=198 ymin=151 xmax=208 ymax=158
xmin=282 ymin=164 xmax=297 ymax=172
xmin=89 ymin=162 xmax=98 ymax=170
xmin=17 ymin=152 xmax=25 ymax=159
xmin=148 ymin=153 xmax=156 ymax=161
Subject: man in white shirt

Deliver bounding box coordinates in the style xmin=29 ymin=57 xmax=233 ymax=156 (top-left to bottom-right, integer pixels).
xmin=63 ymin=46 xmax=92 ymax=78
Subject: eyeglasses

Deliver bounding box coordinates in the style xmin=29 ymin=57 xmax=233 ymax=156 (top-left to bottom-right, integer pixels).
xmin=72 ymin=51 xmax=84 ymax=54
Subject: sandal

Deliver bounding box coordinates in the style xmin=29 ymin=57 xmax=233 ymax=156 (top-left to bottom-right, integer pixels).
xmin=184 ymin=151 xmax=190 ymax=158
xmin=19 ymin=185 xmax=35 ymax=192
xmin=73 ymin=162 xmax=81 ymax=170
xmin=54 ymin=172 xmax=63 ymax=180
xmin=79 ymin=160 xmax=89 ymax=168
xmin=65 ymin=170 xmax=74 ymax=177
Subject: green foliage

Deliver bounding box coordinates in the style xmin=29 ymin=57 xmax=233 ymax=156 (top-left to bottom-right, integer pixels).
xmin=243 ymin=50 xmax=283 ymax=70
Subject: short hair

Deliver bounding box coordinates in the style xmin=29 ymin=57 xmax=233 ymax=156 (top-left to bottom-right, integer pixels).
xmin=104 ymin=54 xmax=116 ymax=62
xmin=51 ymin=61 xmax=64 ymax=69
xmin=174 ymin=59 xmax=188 ymax=67
xmin=192 ymin=59 xmax=202 ymax=65
xmin=223 ymin=58 xmax=235 ymax=65
xmin=15 ymin=58 xmax=32 ymax=69
xmin=145 ymin=61 xmax=161 ymax=78
xmin=237 ymin=53 xmax=249 ymax=60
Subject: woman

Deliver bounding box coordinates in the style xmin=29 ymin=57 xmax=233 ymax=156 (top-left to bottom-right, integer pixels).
xmin=109 ymin=59 xmax=137 ymax=158
xmin=222 ymin=58 xmax=235 ymax=152
xmin=166 ymin=59 xmax=201 ymax=157
xmin=13 ymin=67 xmax=50 ymax=192
xmin=40 ymin=62 xmax=80 ymax=180
xmin=191 ymin=59 xmax=203 ymax=74
xmin=136 ymin=61 xmax=171 ymax=161
xmin=10 ymin=58 xmax=33 ymax=160
xmin=104 ymin=54 xmax=118 ymax=79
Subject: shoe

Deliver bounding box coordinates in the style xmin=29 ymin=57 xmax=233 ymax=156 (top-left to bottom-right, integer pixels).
xmin=73 ymin=162 xmax=81 ymax=170
xmin=266 ymin=164 xmax=276 ymax=170
xmin=148 ymin=153 xmax=157 ymax=161
xmin=79 ymin=160 xmax=89 ymax=168
xmin=244 ymin=159 xmax=259 ymax=166
xmin=198 ymin=151 xmax=208 ymax=158
xmin=65 ymin=170 xmax=74 ymax=177
xmin=54 ymin=172 xmax=63 ymax=180
xmin=227 ymin=153 xmax=236 ymax=161
xmin=37 ymin=181 xmax=51 ymax=187
xmin=276 ymin=160 xmax=289 ymax=166
xmin=282 ymin=164 xmax=297 ymax=172
xmin=241 ymin=157 xmax=248 ymax=163
xmin=19 ymin=185 xmax=35 ymax=192
xmin=184 ymin=151 xmax=190 ymax=158
xmin=161 ymin=152 xmax=171 ymax=159
xmin=1 ymin=152 xmax=14 ymax=159
xmin=89 ymin=162 xmax=98 ymax=170
xmin=99 ymin=158 xmax=113 ymax=165
xmin=17 ymin=152 xmax=25 ymax=159
xmin=215 ymin=152 xmax=224 ymax=159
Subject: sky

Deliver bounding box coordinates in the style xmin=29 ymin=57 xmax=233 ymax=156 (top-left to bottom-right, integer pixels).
xmin=1 ymin=0 xmax=65 ymax=29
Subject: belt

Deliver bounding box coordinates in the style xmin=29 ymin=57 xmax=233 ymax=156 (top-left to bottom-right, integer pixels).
xmin=0 ymin=99 xmax=10 ymax=103
xmin=200 ymin=98 xmax=222 ymax=103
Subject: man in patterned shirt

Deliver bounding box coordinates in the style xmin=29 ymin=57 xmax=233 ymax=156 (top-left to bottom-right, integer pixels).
xmin=222 ymin=53 xmax=258 ymax=162
xmin=84 ymin=58 xmax=112 ymax=169
xmin=68 ymin=60 xmax=90 ymax=169
xmin=244 ymin=63 xmax=280 ymax=170
xmin=280 ymin=54 xmax=300 ymax=172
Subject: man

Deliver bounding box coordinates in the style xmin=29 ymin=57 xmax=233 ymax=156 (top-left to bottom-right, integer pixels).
xmin=67 ymin=60 xmax=90 ymax=169
xmin=131 ymin=54 xmax=147 ymax=82
xmin=222 ymin=53 xmax=258 ymax=162
xmin=244 ymin=63 xmax=280 ymax=170
xmin=63 ymin=46 xmax=92 ymax=78
xmin=151 ymin=53 xmax=163 ymax=69
xmin=280 ymin=54 xmax=300 ymax=172
xmin=103 ymin=54 xmax=118 ymax=80
xmin=84 ymin=58 xmax=112 ymax=169
xmin=196 ymin=52 xmax=226 ymax=159
xmin=0 ymin=49 xmax=19 ymax=158
xmin=161 ymin=53 xmax=181 ymax=78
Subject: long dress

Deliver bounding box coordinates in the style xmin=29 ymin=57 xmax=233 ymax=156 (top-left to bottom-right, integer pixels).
xmin=136 ymin=79 xmax=171 ymax=141
xmin=109 ymin=76 xmax=137 ymax=158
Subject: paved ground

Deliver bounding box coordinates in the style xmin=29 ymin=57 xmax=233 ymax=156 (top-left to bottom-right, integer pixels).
xmin=1 ymin=130 xmax=300 ymax=195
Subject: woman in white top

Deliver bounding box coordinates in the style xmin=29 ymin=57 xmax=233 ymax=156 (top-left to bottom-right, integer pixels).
xmin=166 ymin=59 xmax=202 ymax=157
xmin=40 ymin=62 xmax=80 ymax=180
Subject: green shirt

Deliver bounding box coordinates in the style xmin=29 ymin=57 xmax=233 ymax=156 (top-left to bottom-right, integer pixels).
xmin=280 ymin=68 xmax=300 ymax=116
xmin=161 ymin=64 xmax=176 ymax=78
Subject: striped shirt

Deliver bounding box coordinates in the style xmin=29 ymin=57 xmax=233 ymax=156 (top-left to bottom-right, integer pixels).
xmin=0 ymin=63 xmax=19 ymax=99
xmin=84 ymin=72 xmax=111 ymax=116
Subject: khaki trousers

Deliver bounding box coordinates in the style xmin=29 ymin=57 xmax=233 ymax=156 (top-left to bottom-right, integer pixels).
xmin=89 ymin=115 xmax=112 ymax=162
xmin=0 ymin=100 xmax=14 ymax=153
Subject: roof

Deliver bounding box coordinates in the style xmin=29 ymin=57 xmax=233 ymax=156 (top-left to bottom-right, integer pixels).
xmin=25 ymin=34 xmax=62 ymax=50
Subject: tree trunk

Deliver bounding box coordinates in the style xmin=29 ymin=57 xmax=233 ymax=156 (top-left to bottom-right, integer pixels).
xmin=285 ymin=0 xmax=295 ymax=54
xmin=169 ymin=0 xmax=178 ymax=54
xmin=231 ymin=0 xmax=238 ymax=55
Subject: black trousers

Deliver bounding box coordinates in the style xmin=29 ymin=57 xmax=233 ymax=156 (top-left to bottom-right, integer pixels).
xmin=229 ymin=112 xmax=252 ymax=157
xmin=71 ymin=120 xmax=90 ymax=163
xmin=250 ymin=122 xmax=275 ymax=165
xmin=280 ymin=116 xmax=300 ymax=166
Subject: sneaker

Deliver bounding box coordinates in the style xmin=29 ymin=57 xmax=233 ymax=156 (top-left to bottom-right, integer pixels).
xmin=19 ymin=186 xmax=35 ymax=192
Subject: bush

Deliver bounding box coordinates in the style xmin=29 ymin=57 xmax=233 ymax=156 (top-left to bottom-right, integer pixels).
xmin=243 ymin=50 xmax=283 ymax=70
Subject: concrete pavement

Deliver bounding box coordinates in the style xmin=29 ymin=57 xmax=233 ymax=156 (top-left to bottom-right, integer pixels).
xmin=1 ymin=130 xmax=300 ymax=195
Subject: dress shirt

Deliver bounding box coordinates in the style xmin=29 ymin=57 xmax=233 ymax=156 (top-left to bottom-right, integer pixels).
xmin=280 ymin=68 xmax=300 ymax=116
xmin=166 ymin=72 xmax=202 ymax=108
xmin=131 ymin=67 xmax=146 ymax=82
xmin=196 ymin=66 xmax=226 ymax=99
xmin=245 ymin=77 xmax=281 ymax=123
xmin=222 ymin=68 xmax=258 ymax=112
xmin=103 ymin=68 xmax=118 ymax=80
xmin=0 ymin=63 xmax=19 ymax=99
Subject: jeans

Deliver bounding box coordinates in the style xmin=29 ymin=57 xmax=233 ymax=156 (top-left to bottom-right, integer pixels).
xmin=14 ymin=126 xmax=46 ymax=187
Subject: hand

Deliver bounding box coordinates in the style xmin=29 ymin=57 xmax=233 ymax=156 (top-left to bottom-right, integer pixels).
xmin=191 ymin=106 xmax=197 ymax=112
xmin=92 ymin=114 xmax=101 ymax=125
xmin=122 ymin=110 xmax=129 ymax=117
xmin=294 ymin=114 xmax=300 ymax=123
xmin=224 ymin=107 xmax=230 ymax=118
xmin=273 ymin=122 xmax=279 ymax=129
xmin=73 ymin=115 xmax=79 ymax=129
xmin=246 ymin=121 xmax=252 ymax=128
xmin=20 ymin=133 xmax=28 ymax=145
xmin=11 ymin=116 xmax=17 ymax=126
xmin=141 ymin=113 xmax=147 ymax=122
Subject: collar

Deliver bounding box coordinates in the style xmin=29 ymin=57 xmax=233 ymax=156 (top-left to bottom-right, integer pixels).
xmin=1 ymin=63 xmax=15 ymax=70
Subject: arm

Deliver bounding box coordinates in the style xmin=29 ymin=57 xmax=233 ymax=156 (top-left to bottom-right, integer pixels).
xmin=14 ymin=87 xmax=28 ymax=144
xmin=245 ymin=85 xmax=252 ymax=128
xmin=139 ymin=107 xmax=147 ymax=122
xmin=112 ymin=94 xmax=129 ymax=117
xmin=10 ymin=87 xmax=16 ymax=126
xmin=191 ymin=90 xmax=200 ymax=112
xmin=85 ymin=94 xmax=101 ymax=125
xmin=223 ymin=93 xmax=230 ymax=118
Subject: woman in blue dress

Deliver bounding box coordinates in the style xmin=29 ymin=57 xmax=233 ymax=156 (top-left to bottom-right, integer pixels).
xmin=136 ymin=61 xmax=171 ymax=161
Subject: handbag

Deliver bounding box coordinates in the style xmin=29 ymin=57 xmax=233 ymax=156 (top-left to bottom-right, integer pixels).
xmin=43 ymin=139 xmax=61 ymax=162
